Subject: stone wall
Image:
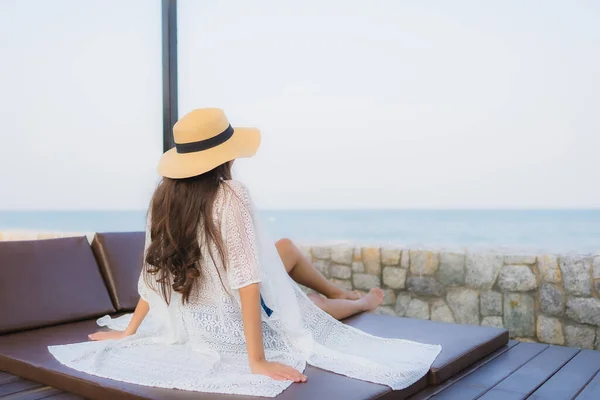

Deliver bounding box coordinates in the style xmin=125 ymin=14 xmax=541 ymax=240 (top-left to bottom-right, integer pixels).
xmin=301 ymin=245 xmax=600 ymax=349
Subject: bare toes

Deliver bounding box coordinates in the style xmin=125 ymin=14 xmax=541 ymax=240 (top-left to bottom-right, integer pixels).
xmin=361 ymin=289 xmax=385 ymax=311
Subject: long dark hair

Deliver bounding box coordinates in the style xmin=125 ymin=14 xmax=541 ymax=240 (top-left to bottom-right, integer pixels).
xmin=144 ymin=162 xmax=232 ymax=304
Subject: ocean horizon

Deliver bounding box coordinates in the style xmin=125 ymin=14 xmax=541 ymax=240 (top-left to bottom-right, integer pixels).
xmin=1 ymin=209 xmax=599 ymax=255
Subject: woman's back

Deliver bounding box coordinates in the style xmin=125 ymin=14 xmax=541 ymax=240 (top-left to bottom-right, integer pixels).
xmin=139 ymin=180 xmax=272 ymax=352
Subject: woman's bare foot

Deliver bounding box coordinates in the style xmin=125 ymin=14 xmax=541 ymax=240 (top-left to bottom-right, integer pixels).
xmin=309 ymin=288 xmax=384 ymax=320
xmin=358 ymin=288 xmax=385 ymax=312
xmin=329 ymin=289 xmax=362 ymax=300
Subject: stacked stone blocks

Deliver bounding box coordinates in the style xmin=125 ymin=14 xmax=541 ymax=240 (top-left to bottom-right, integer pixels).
xmin=300 ymin=245 xmax=600 ymax=349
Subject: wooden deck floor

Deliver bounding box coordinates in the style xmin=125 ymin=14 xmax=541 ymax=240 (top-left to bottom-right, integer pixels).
xmin=2 ymin=341 xmax=600 ymax=400
xmin=0 ymin=372 xmax=81 ymax=400
xmin=408 ymin=341 xmax=600 ymax=400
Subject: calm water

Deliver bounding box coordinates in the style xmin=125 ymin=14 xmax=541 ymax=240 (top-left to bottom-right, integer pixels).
xmin=1 ymin=210 xmax=599 ymax=254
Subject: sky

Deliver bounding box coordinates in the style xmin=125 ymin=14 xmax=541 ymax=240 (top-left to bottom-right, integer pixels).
xmin=1 ymin=0 xmax=599 ymax=210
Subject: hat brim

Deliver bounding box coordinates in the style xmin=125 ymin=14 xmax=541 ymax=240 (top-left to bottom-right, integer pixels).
xmin=157 ymin=127 xmax=261 ymax=179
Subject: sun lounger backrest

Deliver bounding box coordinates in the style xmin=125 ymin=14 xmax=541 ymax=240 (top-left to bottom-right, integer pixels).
xmin=0 ymin=237 xmax=115 ymax=334
xmin=91 ymin=232 xmax=145 ymax=312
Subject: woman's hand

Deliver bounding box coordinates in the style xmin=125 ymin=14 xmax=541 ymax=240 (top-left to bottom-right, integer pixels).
xmin=88 ymin=298 xmax=150 ymax=342
xmin=250 ymin=359 xmax=307 ymax=382
xmin=88 ymin=330 xmax=129 ymax=341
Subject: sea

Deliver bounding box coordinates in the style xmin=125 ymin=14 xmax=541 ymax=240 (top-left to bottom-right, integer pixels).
xmin=1 ymin=210 xmax=599 ymax=255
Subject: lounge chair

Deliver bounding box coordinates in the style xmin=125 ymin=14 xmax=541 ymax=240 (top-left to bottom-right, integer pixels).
xmin=0 ymin=233 xmax=508 ymax=399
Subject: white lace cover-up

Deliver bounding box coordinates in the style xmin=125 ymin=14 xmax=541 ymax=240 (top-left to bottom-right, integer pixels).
xmin=48 ymin=180 xmax=441 ymax=397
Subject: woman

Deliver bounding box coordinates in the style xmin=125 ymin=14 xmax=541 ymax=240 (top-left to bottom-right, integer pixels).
xmin=49 ymin=108 xmax=441 ymax=397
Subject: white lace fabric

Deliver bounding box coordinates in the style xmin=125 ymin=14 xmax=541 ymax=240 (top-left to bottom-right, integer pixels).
xmin=48 ymin=180 xmax=442 ymax=397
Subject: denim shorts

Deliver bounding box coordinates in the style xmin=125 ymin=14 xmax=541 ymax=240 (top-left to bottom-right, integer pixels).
xmin=260 ymin=295 xmax=273 ymax=317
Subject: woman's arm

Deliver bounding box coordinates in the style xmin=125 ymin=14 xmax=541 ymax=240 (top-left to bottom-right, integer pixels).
xmin=226 ymin=181 xmax=305 ymax=382
xmin=124 ymin=298 xmax=150 ymax=335
xmin=239 ymin=283 xmax=266 ymax=362
xmin=239 ymin=283 xmax=306 ymax=382
xmin=88 ymin=298 xmax=150 ymax=341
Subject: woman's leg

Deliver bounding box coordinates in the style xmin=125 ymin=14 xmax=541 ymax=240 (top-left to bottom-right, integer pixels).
xmin=275 ymin=238 xmax=360 ymax=300
xmin=307 ymin=288 xmax=385 ymax=320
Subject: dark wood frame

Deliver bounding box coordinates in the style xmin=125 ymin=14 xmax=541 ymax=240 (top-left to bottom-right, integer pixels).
xmin=162 ymin=0 xmax=178 ymax=152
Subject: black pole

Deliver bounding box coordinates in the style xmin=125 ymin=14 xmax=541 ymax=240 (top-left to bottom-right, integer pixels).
xmin=162 ymin=0 xmax=178 ymax=152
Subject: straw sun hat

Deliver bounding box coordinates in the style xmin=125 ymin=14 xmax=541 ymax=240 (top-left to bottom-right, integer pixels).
xmin=158 ymin=108 xmax=261 ymax=179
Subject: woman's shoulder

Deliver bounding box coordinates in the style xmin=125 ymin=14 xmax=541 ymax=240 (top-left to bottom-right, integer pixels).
xmin=222 ymin=179 xmax=249 ymax=193
xmin=222 ymin=180 xmax=253 ymax=206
